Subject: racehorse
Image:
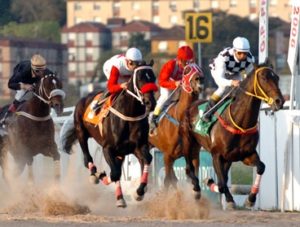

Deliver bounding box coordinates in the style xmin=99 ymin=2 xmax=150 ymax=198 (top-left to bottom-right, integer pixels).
xmin=60 ymin=61 xmax=157 ymax=208
xmin=180 ymin=62 xmax=285 ymax=209
xmin=148 ymin=63 xmax=203 ymax=197
xmin=0 ymin=74 xmax=65 ymax=183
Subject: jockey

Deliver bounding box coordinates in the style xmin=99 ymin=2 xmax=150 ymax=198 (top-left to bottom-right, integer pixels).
xmin=103 ymin=47 xmax=143 ymax=94
xmin=202 ymin=37 xmax=255 ymax=122
xmin=0 ymin=54 xmax=53 ymax=126
xmin=149 ymin=45 xmax=194 ymax=132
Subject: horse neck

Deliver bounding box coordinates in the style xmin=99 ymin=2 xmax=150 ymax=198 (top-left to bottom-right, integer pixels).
xmin=24 ymin=96 xmax=51 ymax=116
xmin=115 ymin=91 xmax=145 ymax=116
xmin=229 ymin=80 xmax=261 ymax=128
xmin=174 ymin=89 xmax=197 ymax=120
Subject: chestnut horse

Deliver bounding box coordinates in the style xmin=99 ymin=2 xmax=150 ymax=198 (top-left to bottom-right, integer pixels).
xmin=61 ymin=61 xmax=157 ymax=208
xmin=149 ymin=63 xmax=203 ymax=197
xmin=180 ymin=63 xmax=285 ymax=209
xmin=0 ymin=74 xmax=65 ymax=183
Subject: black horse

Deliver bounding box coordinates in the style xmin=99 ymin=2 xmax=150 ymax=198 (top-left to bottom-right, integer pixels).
xmin=61 ymin=61 xmax=157 ymax=208
xmin=0 ymin=74 xmax=65 ymax=183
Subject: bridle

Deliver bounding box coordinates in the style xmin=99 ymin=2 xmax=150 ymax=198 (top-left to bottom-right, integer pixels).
xmin=33 ymin=75 xmax=66 ymax=104
xmin=240 ymin=67 xmax=275 ymax=105
xmin=125 ymin=65 xmax=153 ymax=105
xmin=109 ymin=65 xmax=155 ymax=121
xmin=16 ymin=75 xmax=65 ymax=121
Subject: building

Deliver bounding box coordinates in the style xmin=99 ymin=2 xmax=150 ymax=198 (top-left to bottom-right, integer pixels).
xmin=0 ymin=37 xmax=67 ymax=100
xmin=111 ymin=20 xmax=162 ymax=51
xmin=67 ymin=0 xmax=293 ymax=29
xmin=61 ymin=22 xmax=112 ymax=84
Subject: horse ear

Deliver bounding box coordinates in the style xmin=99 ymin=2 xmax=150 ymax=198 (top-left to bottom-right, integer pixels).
xmin=149 ymin=59 xmax=154 ymax=67
xmin=264 ymin=57 xmax=274 ymax=69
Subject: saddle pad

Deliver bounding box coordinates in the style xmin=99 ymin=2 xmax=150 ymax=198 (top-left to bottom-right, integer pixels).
xmin=193 ymin=99 xmax=231 ymax=136
xmin=83 ymin=93 xmax=110 ymax=125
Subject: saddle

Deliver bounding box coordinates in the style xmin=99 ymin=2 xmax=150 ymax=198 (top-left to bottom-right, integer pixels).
xmin=83 ymin=93 xmax=113 ymax=126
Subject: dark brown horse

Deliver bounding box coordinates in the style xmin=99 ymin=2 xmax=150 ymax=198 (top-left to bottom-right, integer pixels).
xmin=61 ymin=61 xmax=157 ymax=208
xmin=180 ymin=63 xmax=285 ymax=209
xmin=149 ymin=63 xmax=203 ymax=197
xmin=0 ymin=74 xmax=65 ymax=183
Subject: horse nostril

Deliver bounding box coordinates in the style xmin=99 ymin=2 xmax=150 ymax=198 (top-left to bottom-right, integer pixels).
xmin=275 ymin=98 xmax=283 ymax=108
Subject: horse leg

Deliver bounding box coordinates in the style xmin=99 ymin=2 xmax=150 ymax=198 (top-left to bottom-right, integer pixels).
xmin=76 ymin=128 xmax=98 ymax=184
xmin=207 ymin=154 xmax=235 ymax=209
xmin=181 ymin=133 xmax=201 ymax=199
xmin=133 ymin=144 xmax=152 ymax=201
xmin=46 ymin=143 xmax=61 ymax=183
xmin=101 ymin=147 xmax=126 ymax=208
xmin=243 ymin=151 xmax=265 ymax=208
xmin=163 ymin=155 xmax=177 ymax=190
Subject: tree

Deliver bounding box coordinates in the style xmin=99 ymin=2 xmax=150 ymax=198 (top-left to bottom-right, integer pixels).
xmin=0 ymin=0 xmax=15 ymax=26
xmin=128 ymin=33 xmax=151 ymax=56
xmin=11 ymin=0 xmax=66 ymax=26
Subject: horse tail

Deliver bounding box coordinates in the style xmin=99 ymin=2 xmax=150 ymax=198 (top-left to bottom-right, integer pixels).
xmin=59 ymin=112 xmax=77 ymax=154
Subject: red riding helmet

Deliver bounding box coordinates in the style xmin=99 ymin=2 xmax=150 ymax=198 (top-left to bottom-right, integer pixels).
xmin=177 ymin=46 xmax=194 ymax=61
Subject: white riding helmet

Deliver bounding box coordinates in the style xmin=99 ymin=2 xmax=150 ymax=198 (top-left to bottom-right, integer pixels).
xmin=125 ymin=47 xmax=143 ymax=62
xmin=233 ymin=37 xmax=250 ymax=52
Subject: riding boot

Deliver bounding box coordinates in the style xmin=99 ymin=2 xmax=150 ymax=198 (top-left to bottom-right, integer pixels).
xmin=149 ymin=106 xmax=161 ymax=135
xmin=202 ymin=96 xmax=220 ymax=123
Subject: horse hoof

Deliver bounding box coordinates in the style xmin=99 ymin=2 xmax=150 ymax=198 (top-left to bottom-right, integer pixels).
xmin=226 ymin=201 xmax=236 ymax=210
xmin=193 ymin=190 xmax=201 ymax=200
xmin=244 ymin=198 xmax=255 ymax=208
xmin=89 ymin=174 xmax=99 ymax=184
xmin=134 ymin=192 xmax=144 ymax=201
xmin=116 ymin=198 xmax=127 ymax=208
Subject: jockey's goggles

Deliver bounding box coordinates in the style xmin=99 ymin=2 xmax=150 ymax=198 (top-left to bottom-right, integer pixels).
xmin=32 ymin=68 xmax=45 ymax=75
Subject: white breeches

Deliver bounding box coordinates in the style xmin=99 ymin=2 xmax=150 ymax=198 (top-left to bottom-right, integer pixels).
xmin=211 ymin=70 xmax=242 ymax=97
xmin=156 ymin=87 xmax=173 ymax=109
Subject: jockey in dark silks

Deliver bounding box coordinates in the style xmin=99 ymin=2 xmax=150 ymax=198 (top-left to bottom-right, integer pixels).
xmin=0 ymin=54 xmax=54 ymax=127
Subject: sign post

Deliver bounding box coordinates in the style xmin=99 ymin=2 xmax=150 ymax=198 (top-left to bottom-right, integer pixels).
xmin=281 ymin=0 xmax=300 ymax=212
xmin=185 ymin=12 xmax=212 ymax=67
xmin=258 ymin=0 xmax=269 ymax=64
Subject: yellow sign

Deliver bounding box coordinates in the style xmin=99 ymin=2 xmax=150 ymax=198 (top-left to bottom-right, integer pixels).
xmin=185 ymin=12 xmax=212 ymax=43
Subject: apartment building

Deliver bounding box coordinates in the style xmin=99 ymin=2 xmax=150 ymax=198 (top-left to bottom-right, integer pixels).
xmin=61 ymin=22 xmax=112 ymax=84
xmin=67 ymin=0 xmax=293 ymax=28
xmin=0 ymin=38 xmax=67 ymax=100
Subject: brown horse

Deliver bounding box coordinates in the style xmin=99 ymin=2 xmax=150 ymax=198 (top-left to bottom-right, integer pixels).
xmin=149 ymin=63 xmax=203 ymax=197
xmin=60 ymin=61 xmax=157 ymax=208
xmin=0 ymin=74 xmax=65 ymax=183
xmin=180 ymin=63 xmax=285 ymax=209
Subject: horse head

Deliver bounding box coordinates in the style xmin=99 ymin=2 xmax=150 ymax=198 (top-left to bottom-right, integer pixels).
xmin=127 ymin=60 xmax=158 ymax=113
xmin=34 ymin=74 xmax=65 ymax=115
xmin=181 ymin=63 xmax=204 ymax=95
xmin=243 ymin=62 xmax=285 ymax=111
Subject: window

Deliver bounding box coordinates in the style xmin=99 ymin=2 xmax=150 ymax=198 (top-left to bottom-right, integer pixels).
xmin=170 ymin=15 xmax=178 ymax=25
xmin=249 ymin=0 xmax=256 ymax=7
xmin=74 ymin=2 xmax=82 ymax=11
xmin=152 ymin=15 xmax=160 ymax=24
xmin=193 ymin=0 xmax=199 ymax=9
xmin=270 ymin=0 xmax=277 ymax=6
xmin=93 ymin=3 xmax=101 ymax=10
xmin=75 ymin=17 xmax=83 ymax=24
xmin=86 ymin=33 xmax=93 ymax=41
xmin=229 ymin=0 xmax=237 ymax=7
xmin=132 ymin=2 xmax=140 ymax=10
xmin=169 ymin=1 xmax=177 ymax=12
xmin=158 ymin=41 xmax=168 ymax=52
xmin=212 ymin=0 xmax=219 ymax=8
xmin=94 ymin=17 xmax=101 ymax=23
xmin=69 ymin=62 xmax=76 ymax=72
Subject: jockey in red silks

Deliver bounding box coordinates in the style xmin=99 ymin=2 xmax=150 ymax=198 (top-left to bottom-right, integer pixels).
xmin=149 ymin=45 xmax=194 ymax=132
xmin=103 ymin=47 xmax=143 ymax=94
